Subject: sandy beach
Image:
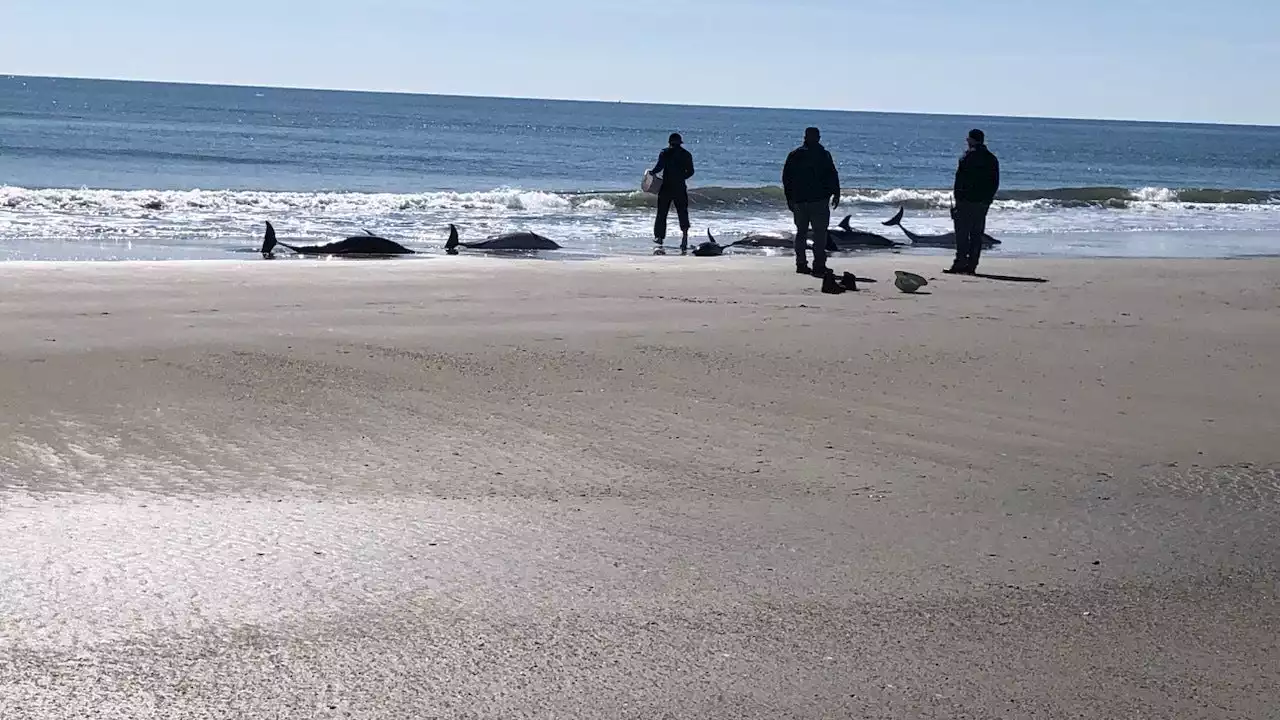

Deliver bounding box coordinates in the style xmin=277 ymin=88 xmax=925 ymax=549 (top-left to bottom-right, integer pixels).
xmin=1 ymin=254 xmax=1277 ymax=718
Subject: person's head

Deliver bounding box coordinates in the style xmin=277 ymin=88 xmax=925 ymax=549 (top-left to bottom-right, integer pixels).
xmin=668 ymin=132 xmax=683 ymax=147
xmin=804 ymin=127 xmax=821 ymax=144
xmin=967 ymin=128 xmax=985 ymax=149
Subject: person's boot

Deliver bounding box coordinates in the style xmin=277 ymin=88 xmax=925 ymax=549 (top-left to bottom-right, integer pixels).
xmin=810 ymin=251 xmax=829 ymax=277
xmin=944 ymin=251 xmax=969 ymax=274
xmin=821 ymin=269 xmax=845 ymax=294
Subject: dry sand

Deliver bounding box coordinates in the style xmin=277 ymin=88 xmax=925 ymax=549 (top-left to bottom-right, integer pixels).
xmin=1 ymin=255 xmax=1277 ymax=718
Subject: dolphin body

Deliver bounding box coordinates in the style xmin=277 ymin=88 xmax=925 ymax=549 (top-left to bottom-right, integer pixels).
xmin=691 ymin=229 xmax=746 ymax=256
xmin=732 ymin=231 xmax=794 ymax=249
xmin=731 ymin=219 xmax=898 ymax=252
xmin=826 ymin=216 xmax=901 ymax=249
xmin=734 ymin=231 xmax=845 ymax=251
xmin=445 ymin=224 xmax=562 ymax=254
xmin=260 ymin=221 xmax=414 ymax=258
xmin=696 ymin=229 xmax=818 ymax=256
xmin=882 ymin=207 xmax=1001 ymax=248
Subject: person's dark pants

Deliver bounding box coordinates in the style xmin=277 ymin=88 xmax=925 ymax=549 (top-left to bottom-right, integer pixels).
xmin=655 ymin=187 xmax=690 ymax=244
xmin=792 ymin=200 xmax=830 ymax=271
xmin=951 ymin=201 xmax=991 ymax=273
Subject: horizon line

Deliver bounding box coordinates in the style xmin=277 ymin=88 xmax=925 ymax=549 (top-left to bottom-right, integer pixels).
xmin=5 ymin=72 xmax=1276 ymax=130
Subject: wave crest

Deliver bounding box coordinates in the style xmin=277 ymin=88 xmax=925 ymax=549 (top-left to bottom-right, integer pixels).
xmin=2 ymin=184 xmax=1276 ymax=218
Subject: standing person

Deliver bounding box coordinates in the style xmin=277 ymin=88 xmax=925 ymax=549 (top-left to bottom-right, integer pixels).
xmin=649 ymin=132 xmax=695 ymax=251
xmin=947 ymin=128 xmax=1000 ymax=275
xmin=782 ymin=127 xmax=841 ymax=276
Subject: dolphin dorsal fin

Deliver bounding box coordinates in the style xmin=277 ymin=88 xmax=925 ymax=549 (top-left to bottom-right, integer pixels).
xmin=261 ymin=220 xmax=279 ymax=256
xmin=839 ymin=215 xmax=852 ymax=231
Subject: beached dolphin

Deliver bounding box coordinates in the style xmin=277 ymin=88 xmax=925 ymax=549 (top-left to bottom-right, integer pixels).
xmin=732 ymin=230 xmax=850 ymax=252
xmin=732 ymin=231 xmax=794 ymax=249
xmin=881 ymin=207 xmax=1001 ymax=248
xmin=827 ymin=215 xmax=901 ymax=249
xmin=737 ymin=220 xmax=896 ymax=252
xmin=692 ymin=229 xmax=756 ymax=256
xmin=691 ymin=230 xmax=727 ymax=256
xmin=260 ymin=221 xmax=414 ymax=258
xmin=444 ymin=224 xmax=562 ymax=254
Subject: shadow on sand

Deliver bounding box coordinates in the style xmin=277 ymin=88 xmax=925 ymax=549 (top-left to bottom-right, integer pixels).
xmin=974 ymin=272 xmax=1048 ymax=284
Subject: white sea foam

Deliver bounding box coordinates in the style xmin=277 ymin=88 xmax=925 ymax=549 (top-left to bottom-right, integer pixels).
xmin=1132 ymin=186 xmax=1180 ymax=203
xmin=2 ymin=184 xmax=1279 ymax=260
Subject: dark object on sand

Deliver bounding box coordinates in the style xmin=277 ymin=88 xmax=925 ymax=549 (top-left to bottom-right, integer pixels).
xmin=694 ymin=229 xmax=769 ymax=256
xmin=692 ymin=229 xmax=729 ymax=256
xmin=820 ymin=271 xmax=860 ymax=293
xmin=821 ymin=270 xmax=845 ymax=294
xmin=894 ymin=270 xmax=928 ymax=293
xmin=734 ymin=231 xmax=795 ymax=249
xmin=882 ymin=207 xmax=1000 ymax=248
xmin=828 ymin=216 xmax=901 ymax=249
xmin=445 ymin=224 xmax=562 ymax=254
xmin=260 ymin=221 xmax=414 ymax=259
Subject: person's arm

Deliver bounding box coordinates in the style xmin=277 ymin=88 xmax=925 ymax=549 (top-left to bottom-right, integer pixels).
xmin=684 ymin=150 xmax=695 ymax=180
xmin=650 ymin=150 xmax=666 ymax=176
xmin=782 ymin=151 xmax=796 ymax=209
xmin=990 ymin=154 xmax=1000 ymax=200
xmin=826 ymin=151 xmax=841 ymax=209
xmin=954 ymin=154 xmax=969 ymax=200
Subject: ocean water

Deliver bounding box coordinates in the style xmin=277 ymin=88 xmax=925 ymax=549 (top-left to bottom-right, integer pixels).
xmin=2 ymin=75 xmax=1279 ymax=261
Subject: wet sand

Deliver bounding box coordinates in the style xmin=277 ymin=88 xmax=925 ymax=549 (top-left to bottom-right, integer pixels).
xmin=2 ymin=255 xmax=1277 ymax=718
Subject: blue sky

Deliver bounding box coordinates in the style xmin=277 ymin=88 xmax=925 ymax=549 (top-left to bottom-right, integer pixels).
xmin=4 ymin=0 xmax=1277 ymax=125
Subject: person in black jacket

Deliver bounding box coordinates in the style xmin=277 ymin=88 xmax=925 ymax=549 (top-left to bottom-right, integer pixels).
xmin=650 ymin=132 xmax=695 ymax=251
xmin=782 ymin=127 xmax=841 ymax=276
xmin=947 ymin=128 xmax=1000 ymax=274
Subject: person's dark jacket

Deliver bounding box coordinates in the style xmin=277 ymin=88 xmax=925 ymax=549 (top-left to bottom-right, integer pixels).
xmin=782 ymin=142 xmax=840 ymax=207
xmin=954 ymin=144 xmax=1000 ymax=204
xmin=651 ymin=146 xmax=695 ymax=191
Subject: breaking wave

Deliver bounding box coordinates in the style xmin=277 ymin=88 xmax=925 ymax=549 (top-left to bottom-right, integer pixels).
xmin=3 ymin=184 xmax=1278 ymax=217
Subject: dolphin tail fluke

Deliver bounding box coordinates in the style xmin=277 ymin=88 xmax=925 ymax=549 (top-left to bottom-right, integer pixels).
xmin=838 ymin=215 xmax=853 ymax=231
xmin=445 ymin=224 xmax=460 ymax=251
xmin=882 ymin=207 xmax=905 ymax=227
xmin=261 ymin=221 xmax=278 ymax=257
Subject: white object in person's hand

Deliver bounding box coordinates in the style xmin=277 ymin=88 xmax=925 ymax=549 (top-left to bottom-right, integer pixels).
xmin=641 ymin=170 xmax=663 ymax=195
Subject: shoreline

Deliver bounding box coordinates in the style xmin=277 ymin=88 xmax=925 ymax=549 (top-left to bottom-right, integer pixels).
xmin=0 ymin=251 xmax=1278 ymax=271
xmin=2 ymin=229 xmax=1280 ymax=264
